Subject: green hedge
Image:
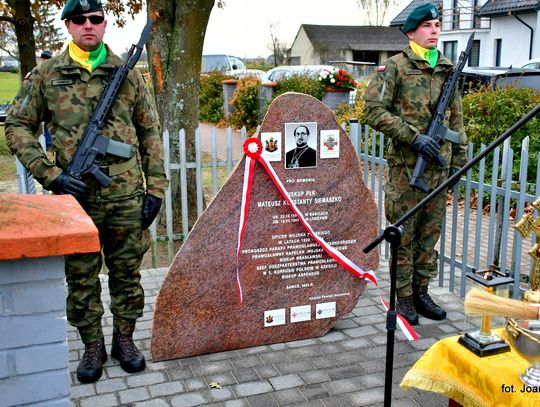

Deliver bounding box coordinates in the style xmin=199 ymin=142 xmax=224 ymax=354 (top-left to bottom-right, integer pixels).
xmin=462 ymin=85 xmax=540 ymax=183
xmin=229 ymin=77 xmax=261 ymax=130
xmin=273 ymin=75 xmax=323 ymax=100
xmin=199 ymin=72 xmax=230 ymax=123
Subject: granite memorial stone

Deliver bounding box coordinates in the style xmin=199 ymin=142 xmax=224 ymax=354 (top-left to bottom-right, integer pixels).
xmin=151 ymin=92 xmax=379 ymax=360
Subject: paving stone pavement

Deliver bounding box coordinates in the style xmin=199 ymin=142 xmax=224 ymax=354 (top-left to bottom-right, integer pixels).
xmin=67 ymin=257 xmax=484 ymax=407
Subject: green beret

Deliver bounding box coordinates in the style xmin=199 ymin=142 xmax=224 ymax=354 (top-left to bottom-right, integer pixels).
xmin=61 ymin=0 xmax=103 ymax=20
xmin=402 ymin=3 xmax=440 ymax=33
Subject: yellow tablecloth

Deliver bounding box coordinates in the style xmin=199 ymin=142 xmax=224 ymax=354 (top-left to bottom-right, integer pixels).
xmin=401 ymin=329 xmax=540 ymax=407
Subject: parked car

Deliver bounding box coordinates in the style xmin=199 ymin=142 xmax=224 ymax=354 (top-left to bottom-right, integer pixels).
xmin=261 ymin=65 xmax=335 ymax=84
xmin=521 ymin=58 xmax=540 ymax=70
xmin=0 ymin=60 xmax=18 ymax=70
xmin=226 ymin=68 xmax=265 ymax=80
xmin=458 ymin=66 xmax=540 ymax=94
xmin=201 ymin=54 xmax=246 ymax=74
xmin=0 ymin=103 xmax=10 ymax=124
xmin=0 ymin=64 xmax=17 ymax=72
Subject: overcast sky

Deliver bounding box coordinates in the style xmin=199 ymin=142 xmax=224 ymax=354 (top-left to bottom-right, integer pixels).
xmin=100 ymin=0 xmax=407 ymax=58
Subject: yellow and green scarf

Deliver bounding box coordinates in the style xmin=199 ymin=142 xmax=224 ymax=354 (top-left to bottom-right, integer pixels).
xmin=410 ymin=41 xmax=438 ymax=68
xmin=68 ymin=41 xmax=107 ymax=72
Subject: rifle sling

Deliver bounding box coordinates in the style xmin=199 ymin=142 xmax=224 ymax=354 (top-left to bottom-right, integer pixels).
xmin=99 ymin=155 xmax=137 ymax=177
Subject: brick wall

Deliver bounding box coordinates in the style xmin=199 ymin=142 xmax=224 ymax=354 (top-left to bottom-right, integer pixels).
xmin=0 ymin=257 xmax=70 ymax=406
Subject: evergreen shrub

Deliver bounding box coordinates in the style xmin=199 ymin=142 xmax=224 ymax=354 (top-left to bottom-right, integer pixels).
xmin=229 ymin=76 xmax=261 ymax=129
xmin=274 ymin=74 xmax=324 ymax=100
xmin=462 ymin=85 xmax=540 ymax=183
xmin=199 ymin=71 xmax=229 ymax=123
xmin=335 ymin=80 xmax=368 ymax=128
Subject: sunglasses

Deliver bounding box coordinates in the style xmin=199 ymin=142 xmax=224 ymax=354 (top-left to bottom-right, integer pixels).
xmin=69 ymin=15 xmax=105 ymax=25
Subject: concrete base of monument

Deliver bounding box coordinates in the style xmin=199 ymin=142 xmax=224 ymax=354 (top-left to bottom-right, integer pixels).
xmin=151 ymin=92 xmax=379 ymax=361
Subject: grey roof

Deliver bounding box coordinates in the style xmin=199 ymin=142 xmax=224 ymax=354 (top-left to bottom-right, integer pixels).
xmin=300 ymin=24 xmax=408 ymax=52
xmin=478 ymin=0 xmax=540 ymax=17
xmin=390 ymin=0 xmax=442 ymax=26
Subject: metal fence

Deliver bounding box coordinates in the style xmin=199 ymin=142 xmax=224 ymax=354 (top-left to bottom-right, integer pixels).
xmin=154 ymin=123 xmax=539 ymax=298
xmin=348 ymin=121 xmax=539 ymax=298
xmin=15 ymin=123 xmax=539 ymax=298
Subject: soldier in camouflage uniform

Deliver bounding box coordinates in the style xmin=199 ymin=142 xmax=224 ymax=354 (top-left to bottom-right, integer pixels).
xmin=5 ymin=0 xmax=168 ymax=383
xmin=364 ymin=4 xmax=468 ymax=325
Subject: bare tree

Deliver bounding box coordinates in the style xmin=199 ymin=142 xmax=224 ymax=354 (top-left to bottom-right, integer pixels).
xmin=0 ymin=20 xmax=17 ymax=60
xmin=268 ymin=23 xmax=288 ymax=66
xmin=33 ymin=7 xmax=65 ymax=54
xmin=0 ymin=0 xmax=40 ymax=75
xmin=356 ymin=0 xmax=400 ymax=26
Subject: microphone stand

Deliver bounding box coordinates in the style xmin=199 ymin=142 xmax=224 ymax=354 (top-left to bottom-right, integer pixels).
xmin=363 ymin=104 xmax=540 ymax=406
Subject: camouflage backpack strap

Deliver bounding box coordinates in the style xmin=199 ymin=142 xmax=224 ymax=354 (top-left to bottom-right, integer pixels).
xmin=99 ymin=155 xmax=137 ymax=177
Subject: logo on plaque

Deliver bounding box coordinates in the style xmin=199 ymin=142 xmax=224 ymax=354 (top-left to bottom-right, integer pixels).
xmin=320 ymin=129 xmax=340 ymax=159
xmin=264 ymin=309 xmax=286 ymax=327
xmin=316 ymin=302 xmax=336 ymax=319
xmin=261 ymin=132 xmax=282 ymax=162
xmin=290 ymin=305 xmax=311 ymax=323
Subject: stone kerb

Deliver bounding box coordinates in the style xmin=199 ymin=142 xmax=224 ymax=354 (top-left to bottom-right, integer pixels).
xmin=0 ymin=194 xmax=99 ymax=407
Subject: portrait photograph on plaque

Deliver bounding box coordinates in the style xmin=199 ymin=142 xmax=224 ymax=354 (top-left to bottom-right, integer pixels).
xmin=284 ymin=122 xmax=317 ymax=169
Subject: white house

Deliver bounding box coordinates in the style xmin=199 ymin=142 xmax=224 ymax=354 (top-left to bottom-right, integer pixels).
xmin=390 ymin=0 xmax=540 ymax=67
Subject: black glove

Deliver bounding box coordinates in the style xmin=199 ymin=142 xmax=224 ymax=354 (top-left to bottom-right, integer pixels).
xmin=142 ymin=193 xmax=162 ymax=229
xmin=48 ymin=172 xmax=88 ymax=196
xmin=411 ymin=133 xmax=440 ymax=160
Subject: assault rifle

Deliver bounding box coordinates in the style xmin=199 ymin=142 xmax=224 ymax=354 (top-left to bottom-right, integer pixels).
xmin=409 ymin=32 xmax=475 ymax=193
xmin=66 ymin=20 xmax=153 ymax=187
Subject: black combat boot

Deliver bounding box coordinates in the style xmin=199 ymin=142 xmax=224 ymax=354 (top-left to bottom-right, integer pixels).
xmin=77 ymin=337 xmax=107 ymax=383
xmin=396 ymin=295 xmax=419 ymax=325
xmin=413 ymin=285 xmax=447 ymax=320
xmin=111 ymin=333 xmax=146 ymax=373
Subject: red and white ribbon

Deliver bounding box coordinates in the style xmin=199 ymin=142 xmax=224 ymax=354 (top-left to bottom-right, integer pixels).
xmin=237 ymin=137 xmax=418 ymax=340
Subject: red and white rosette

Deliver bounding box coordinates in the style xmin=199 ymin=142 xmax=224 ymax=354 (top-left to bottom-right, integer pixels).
xmin=237 ymin=137 xmax=418 ymax=341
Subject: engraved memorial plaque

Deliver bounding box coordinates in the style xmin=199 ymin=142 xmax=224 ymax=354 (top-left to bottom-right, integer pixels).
xmin=151 ymin=92 xmax=379 ymax=361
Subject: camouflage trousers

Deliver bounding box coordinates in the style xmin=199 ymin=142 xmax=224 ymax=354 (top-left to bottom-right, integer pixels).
xmin=384 ymin=165 xmax=448 ymax=297
xmin=65 ymin=195 xmax=150 ymax=344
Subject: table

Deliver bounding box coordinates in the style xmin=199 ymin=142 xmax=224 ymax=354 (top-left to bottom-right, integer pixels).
xmin=401 ymin=329 xmax=540 ymax=407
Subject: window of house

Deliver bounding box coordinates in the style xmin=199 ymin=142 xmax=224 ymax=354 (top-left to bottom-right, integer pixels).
xmin=452 ymin=0 xmax=460 ymax=30
xmin=289 ymin=56 xmax=300 ymax=65
xmin=443 ymin=41 xmax=458 ymax=64
xmin=352 ymin=50 xmax=379 ymax=65
xmin=494 ymin=39 xmax=502 ymax=66
xmin=469 ymin=40 xmax=480 ymax=67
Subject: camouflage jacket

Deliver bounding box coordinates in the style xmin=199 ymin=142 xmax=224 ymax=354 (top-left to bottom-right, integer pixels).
xmin=364 ymin=45 xmax=468 ymax=169
xmin=5 ymin=45 xmax=168 ymax=201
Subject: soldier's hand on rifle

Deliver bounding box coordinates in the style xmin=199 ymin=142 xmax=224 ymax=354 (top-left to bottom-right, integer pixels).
xmin=411 ymin=133 xmax=440 ymax=160
xmin=142 ymin=193 xmax=162 ymax=229
xmin=48 ymin=172 xmax=89 ymax=196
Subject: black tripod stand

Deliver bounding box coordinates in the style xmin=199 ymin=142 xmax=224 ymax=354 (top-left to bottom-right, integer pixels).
xmin=363 ymin=104 xmax=540 ymax=406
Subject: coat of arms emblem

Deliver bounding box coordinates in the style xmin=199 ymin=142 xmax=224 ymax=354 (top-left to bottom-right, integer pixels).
xmin=265 ymin=137 xmax=278 ymax=153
